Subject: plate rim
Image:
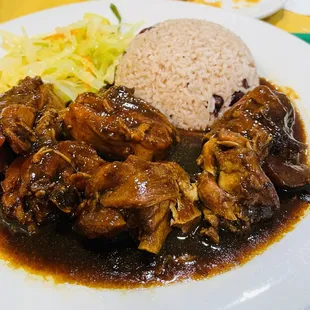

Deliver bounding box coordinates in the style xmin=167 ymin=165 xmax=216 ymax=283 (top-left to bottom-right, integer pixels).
xmin=0 ymin=0 xmax=310 ymax=309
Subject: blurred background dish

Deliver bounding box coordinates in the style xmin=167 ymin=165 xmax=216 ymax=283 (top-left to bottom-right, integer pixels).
xmin=179 ymin=0 xmax=310 ymax=41
xmin=285 ymin=0 xmax=310 ymax=15
xmin=179 ymin=0 xmax=288 ymax=19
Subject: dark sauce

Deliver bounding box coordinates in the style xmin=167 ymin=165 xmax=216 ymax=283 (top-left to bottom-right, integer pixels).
xmin=0 ymin=90 xmax=309 ymax=289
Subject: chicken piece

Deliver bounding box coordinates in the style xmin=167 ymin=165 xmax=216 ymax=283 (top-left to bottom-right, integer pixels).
xmin=165 ymin=162 xmax=201 ymax=233
xmin=236 ymin=87 xmax=310 ymax=192
xmin=64 ymin=86 xmax=178 ymax=160
xmin=1 ymin=141 xmax=104 ymax=233
xmin=198 ymin=133 xmax=279 ymax=222
xmin=75 ymin=155 xmax=200 ymax=254
xmin=138 ymin=206 xmax=172 ymax=254
xmin=205 ymin=86 xmax=306 ymax=160
xmin=75 ymin=203 xmax=126 ymax=239
xmin=34 ymin=109 xmax=63 ymax=147
xmin=198 ymin=171 xmax=239 ymax=222
xmin=123 ymin=200 xmax=174 ymax=254
xmin=38 ymin=83 xmax=65 ymax=111
xmin=197 ymin=86 xmax=309 ymax=242
xmin=216 ymin=146 xmax=280 ymax=219
xmin=34 ymin=84 xmax=66 ymax=147
xmin=87 ymin=156 xmax=180 ymax=208
xmin=0 ymin=77 xmax=65 ymax=154
xmin=200 ymin=208 xmax=220 ymax=244
xmin=263 ymin=155 xmax=310 ymax=193
xmin=1 ymin=104 xmax=37 ymax=154
xmin=0 ymin=76 xmax=43 ymax=108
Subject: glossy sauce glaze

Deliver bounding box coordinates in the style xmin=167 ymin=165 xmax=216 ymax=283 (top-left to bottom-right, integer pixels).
xmin=0 ymin=108 xmax=308 ymax=288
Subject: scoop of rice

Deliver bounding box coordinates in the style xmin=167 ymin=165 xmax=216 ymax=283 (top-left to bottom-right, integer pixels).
xmin=115 ymin=19 xmax=259 ymax=130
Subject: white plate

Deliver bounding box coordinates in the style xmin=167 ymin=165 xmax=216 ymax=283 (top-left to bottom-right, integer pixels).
xmin=0 ymin=0 xmax=310 ymax=309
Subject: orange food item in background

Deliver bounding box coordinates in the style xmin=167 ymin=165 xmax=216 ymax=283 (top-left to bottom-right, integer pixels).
xmin=233 ymin=0 xmax=261 ymax=3
xmin=193 ymin=1 xmax=222 ymax=7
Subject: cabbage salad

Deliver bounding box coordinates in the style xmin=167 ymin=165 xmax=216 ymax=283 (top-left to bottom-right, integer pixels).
xmin=0 ymin=12 xmax=140 ymax=100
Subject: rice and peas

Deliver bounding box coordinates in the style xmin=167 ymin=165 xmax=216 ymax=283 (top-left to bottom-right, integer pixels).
xmin=116 ymin=19 xmax=259 ymax=130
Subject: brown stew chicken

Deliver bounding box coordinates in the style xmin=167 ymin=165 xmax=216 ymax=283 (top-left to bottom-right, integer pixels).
xmin=0 ymin=77 xmax=309 ymax=288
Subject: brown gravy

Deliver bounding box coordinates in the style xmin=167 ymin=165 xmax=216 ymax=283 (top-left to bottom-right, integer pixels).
xmin=0 ymin=91 xmax=309 ymax=289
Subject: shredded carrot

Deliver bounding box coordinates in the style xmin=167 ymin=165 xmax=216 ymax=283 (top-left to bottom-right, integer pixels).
xmin=83 ymin=56 xmax=91 ymax=62
xmin=43 ymin=33 xmax=65 ymax=41
xmin=43 ymin=29 xmax=81 ymax=41
xmin=70 ymin=29 xmax=80 ymax=36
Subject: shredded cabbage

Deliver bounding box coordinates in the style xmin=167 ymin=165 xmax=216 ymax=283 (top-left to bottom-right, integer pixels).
xmin=0 ymin=13 xmax=141 ymax=100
